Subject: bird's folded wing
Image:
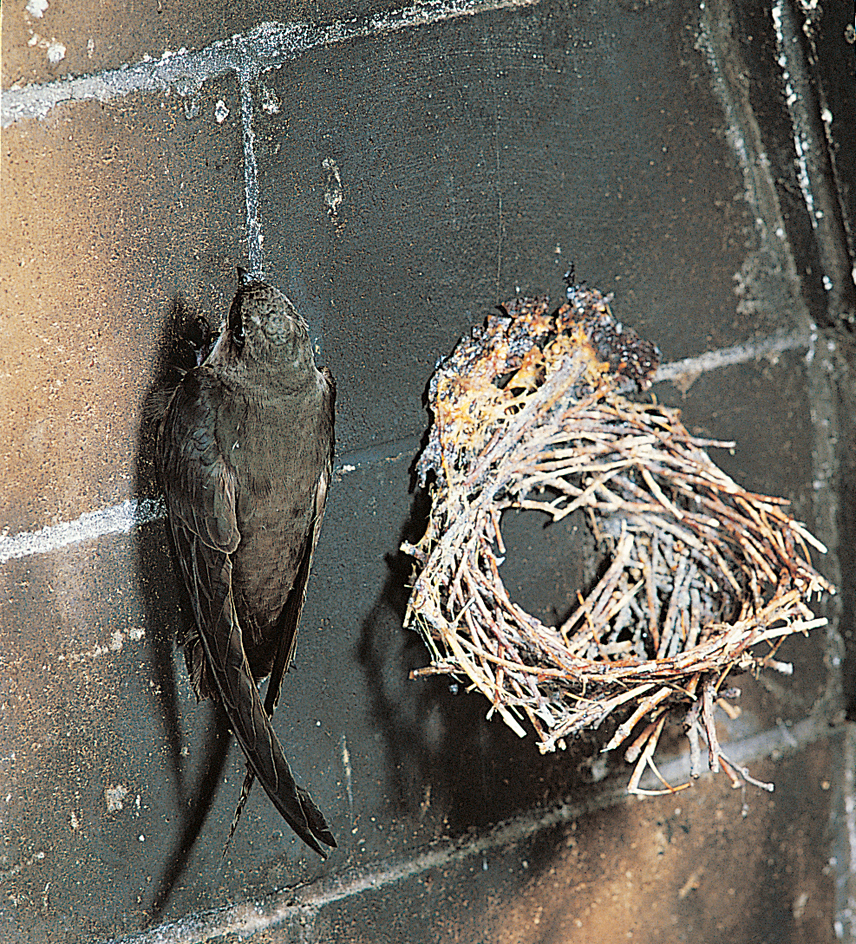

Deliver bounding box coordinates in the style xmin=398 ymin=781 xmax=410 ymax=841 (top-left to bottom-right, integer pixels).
xmin=158 ymin=374 xmax=335 ymax=855
xmin=264 ymin=370 xmax=336 ymax=717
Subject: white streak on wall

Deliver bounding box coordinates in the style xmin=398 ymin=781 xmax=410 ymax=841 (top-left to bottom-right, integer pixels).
xmin=0 ymin=498 xmax=164 ymax=563
xmin=341 ymin=734 xmax=354 ymax=814
xmin=2 ymin=0 xmax=540 ymax=127
xmin=238 ymin=70 xmax=263 ymax=272
xmin=0 ymin=331 xmax=813 ymax=564
xmin=653 ymin=328 xmax=812 ymax=384
xmin=770 ymin=1 xmax=816 ymax=228
xmin=109 ymin=715 xmax=837 ymax=944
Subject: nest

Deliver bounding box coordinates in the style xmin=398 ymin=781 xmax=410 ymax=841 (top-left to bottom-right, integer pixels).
xmin=402 ymin=283 xmax=834 ymax=795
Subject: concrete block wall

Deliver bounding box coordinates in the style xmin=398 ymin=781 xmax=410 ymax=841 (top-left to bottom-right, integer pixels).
xmin=2 ymin=0 xmax=855 ymax=941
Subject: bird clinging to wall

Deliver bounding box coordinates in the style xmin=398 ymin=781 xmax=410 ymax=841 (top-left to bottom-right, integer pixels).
xmin=156 ymin=268 xmax=336 ymax=856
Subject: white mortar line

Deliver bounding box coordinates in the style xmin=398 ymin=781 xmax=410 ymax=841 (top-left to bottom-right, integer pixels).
xmin=0 ymin=329 xmax=813 ymax=565
xmin=1 ymin=0 xmax=539 ymax=127
xmin=237 ymin=64 xmax=263 ymax=272
xmin=0 ymin=499 xmax=164 ymax=564
xmin=108 ymin=713 xmax=839 ymax=944
xmin=652 ymin=326 xmax=812 ymax=384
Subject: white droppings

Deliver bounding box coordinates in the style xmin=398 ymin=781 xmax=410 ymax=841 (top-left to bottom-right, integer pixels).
xmin=26 ymin=32 xmax=66 ymax=66
xmin=0 ymin=850 xmax=46 ymax=881
xmin=589 ymin=755 xmax=609 ymax=783
xmin=47 ymin=41 xmax=66 ymax=65
xmin=104 ymin=784 xmax=128 ymax=813
xmin=260 ymin=83 xmax=281 ymax=114
xmin=26 ymin=0 xmax=49 ymax=17
xmin=323 ymin=157 xmax=344 ymax=223
xmin=341 ymin=734 xmax=354 ymax=812
xmin=183 ymin=95 xmax=200 ymax=120
xmin=6 ymin=0 xmax=541 ymax=126
xmin=655 ymin=329 xmax=812 ymax=385
xmin=55 ymin=626 xmax=146 ymax=665
xmin=214 ymin=99 xmax=229 ymax=123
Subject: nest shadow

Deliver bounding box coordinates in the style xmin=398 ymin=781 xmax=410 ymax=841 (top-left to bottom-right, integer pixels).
xmin=356 ymin=443 xmax=605 ymax=842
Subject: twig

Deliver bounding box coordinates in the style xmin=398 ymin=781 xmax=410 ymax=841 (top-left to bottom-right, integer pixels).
xmin=402 ymin=286 xmax=833 ymax=802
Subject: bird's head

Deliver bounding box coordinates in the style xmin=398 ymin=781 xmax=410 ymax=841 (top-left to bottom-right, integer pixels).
xmin=214 ymin=269 xmax=315 ymax=379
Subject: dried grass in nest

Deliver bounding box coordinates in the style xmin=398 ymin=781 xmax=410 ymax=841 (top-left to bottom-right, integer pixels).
xmin=402 ymin=283 xmax=834 ymax=795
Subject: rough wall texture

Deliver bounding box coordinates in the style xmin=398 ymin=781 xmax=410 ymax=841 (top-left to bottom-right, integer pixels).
xmin=2 ymin=0 xmax=855 ymax=942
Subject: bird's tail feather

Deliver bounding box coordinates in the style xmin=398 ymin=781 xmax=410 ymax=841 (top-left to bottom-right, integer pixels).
xmin=199 ymin=564 xmax=336 ymax=856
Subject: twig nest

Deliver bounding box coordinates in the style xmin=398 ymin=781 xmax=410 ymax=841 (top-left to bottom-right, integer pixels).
xmin=403 ymin=282 xmax=834 ymax=795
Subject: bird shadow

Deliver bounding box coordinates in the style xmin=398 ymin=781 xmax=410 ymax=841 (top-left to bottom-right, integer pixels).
xmin=132 ymin=292 xmax=232 ymax=926
xmin=356 ymin=460 xmax=605 ymax=841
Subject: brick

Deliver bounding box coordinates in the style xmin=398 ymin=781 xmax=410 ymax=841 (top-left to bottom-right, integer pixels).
xmin=0 ymin=78 xmax=244 ymax=533
xmin=250 ymin=1 xmax=792 ymax=453
xmin=2 ymin=0 xmax=450 ymax=91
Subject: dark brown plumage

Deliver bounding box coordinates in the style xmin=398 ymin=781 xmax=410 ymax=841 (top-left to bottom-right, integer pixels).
xmin=156 ymin=269 xmax=336 ymax=856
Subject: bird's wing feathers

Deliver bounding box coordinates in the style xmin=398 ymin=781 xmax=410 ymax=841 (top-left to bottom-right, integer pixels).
xmin=264 ymin=371 xmax=336 ymax=717
xmin=158 ymin=372 xmax=334 ymax=856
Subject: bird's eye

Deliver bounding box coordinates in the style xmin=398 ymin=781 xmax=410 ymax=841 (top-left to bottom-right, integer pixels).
xmin=232 ymin=315 xmax=245 ymax=350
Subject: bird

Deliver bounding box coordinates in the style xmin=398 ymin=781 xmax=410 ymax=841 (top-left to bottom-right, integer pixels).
xmin=155 ymin=268 xmax=336 ymax=856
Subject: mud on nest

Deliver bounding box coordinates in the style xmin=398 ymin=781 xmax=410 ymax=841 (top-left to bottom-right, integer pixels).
xmin=402 ymin=281 xmax=833 ymax=795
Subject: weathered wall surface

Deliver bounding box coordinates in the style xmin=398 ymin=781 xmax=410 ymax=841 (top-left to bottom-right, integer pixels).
xmin=2 ymin=0 xmax=854 ymax=941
